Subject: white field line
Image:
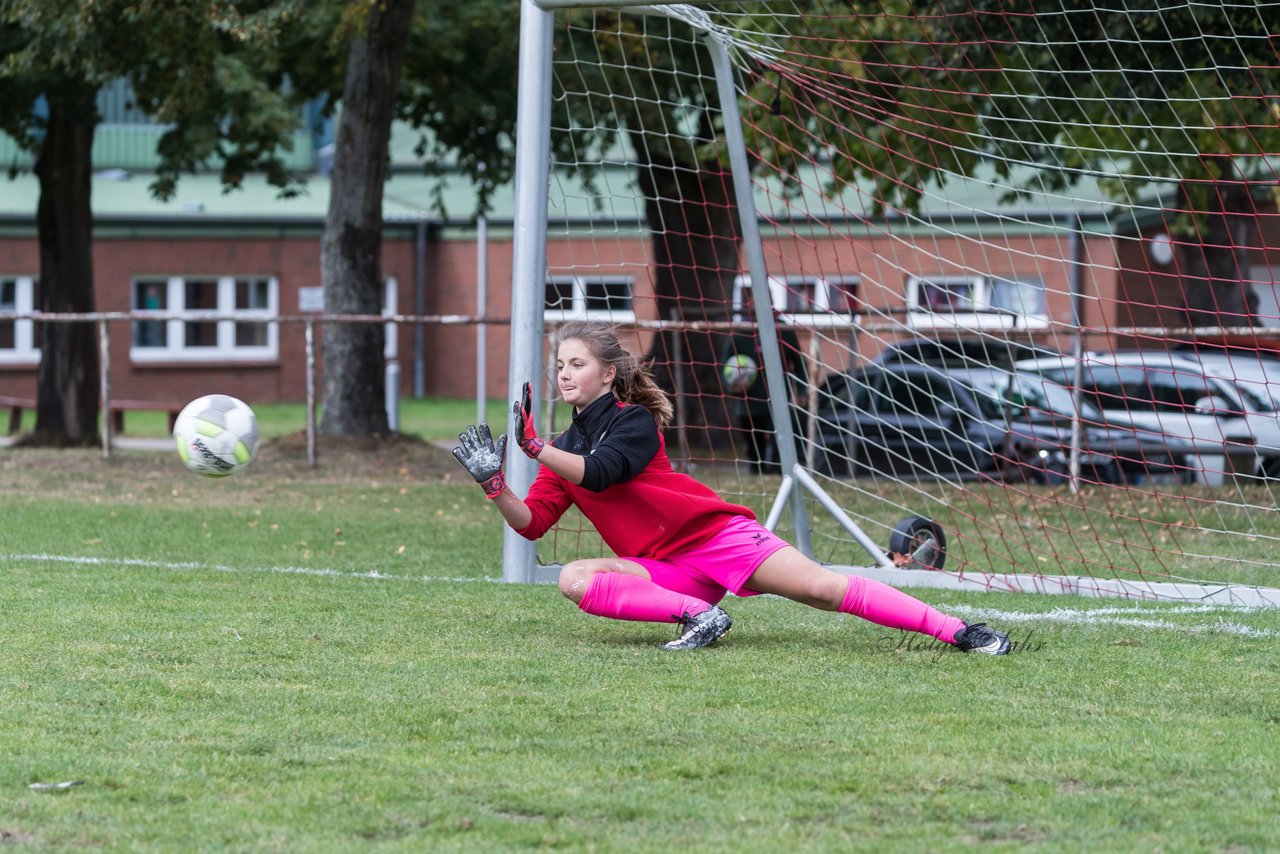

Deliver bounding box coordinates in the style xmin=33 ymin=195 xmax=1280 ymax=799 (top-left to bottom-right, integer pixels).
xmin=941 ymin=602 xmax=1280 ymax=639
xmin=8 ymin=551 xmax=1280 ymax=639
xmin=2 ymin=552 xmax=502 ymax=586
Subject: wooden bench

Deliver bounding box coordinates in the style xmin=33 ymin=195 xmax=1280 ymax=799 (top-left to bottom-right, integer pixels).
xmin=106 ymin=399 xmax=184 ymax=434
xmin=0 ymin=394 xmax=182 ymax=435
xmin=0 ymin=394 xmax=29 ymax=435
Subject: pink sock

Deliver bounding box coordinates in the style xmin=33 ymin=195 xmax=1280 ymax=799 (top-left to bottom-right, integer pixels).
xmin=839 ymin=575 xmax=966 ymax=643
xmin=578 ymin=572 xmax=710 ymax=624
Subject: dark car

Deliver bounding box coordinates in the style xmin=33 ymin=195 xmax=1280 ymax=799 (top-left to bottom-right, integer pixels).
xmin=875 ymin=336 xmax=1062 ymax=371
xmin=813 ymin=363 xmax=1187 ymax=484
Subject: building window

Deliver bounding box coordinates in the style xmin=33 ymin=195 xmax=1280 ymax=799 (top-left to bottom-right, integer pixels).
xmin=990 ymin=276 xmax=1048 ymax=317
xmin=0 ymin=277 xmax=40 ymax=365
xmin=906 ymin=274 xmax=1047 ymax=330
xmin=131 ymin=276 xmax=279 ymax=362
xmin=826 ymin=277 xmax=863 ymax=316
xmin=910 ymin=276 xmax=982 ymax=313
xmin=545 ymin=276 xmax=634 ymax=321
xmin=235 ymin=278 xmax=272 ymax=348
xmin=731 ymin=275 xmax=862 ymax=327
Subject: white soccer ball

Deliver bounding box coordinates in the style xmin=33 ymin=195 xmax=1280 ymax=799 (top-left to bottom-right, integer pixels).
xmin=721 ymin=353 xmax=759 ymax=393
xmin=173 ymin=394 xmax=260 ymax=477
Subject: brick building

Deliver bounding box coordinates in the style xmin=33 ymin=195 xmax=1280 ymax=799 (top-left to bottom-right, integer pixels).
xmin=6 ymin=113 xmax=1275 ymax=407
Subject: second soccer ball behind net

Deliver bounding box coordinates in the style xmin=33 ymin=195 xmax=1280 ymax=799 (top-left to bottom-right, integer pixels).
xmin=721 ymin=354 xmax=759 ymax=394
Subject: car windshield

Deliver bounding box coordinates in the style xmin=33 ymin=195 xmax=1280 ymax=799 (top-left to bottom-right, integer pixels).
xmin=951 ymin=369 xmax=1012 ymax=420
xmin=1198 ymin=361 xmax=1280 ymax=412
xmin=1233 ymin=381 xmax=1280 ymax=412
xmin=1005 ymin=374 xmax=1104 ymax=420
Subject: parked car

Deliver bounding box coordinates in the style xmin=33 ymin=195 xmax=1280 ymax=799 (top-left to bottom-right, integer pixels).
xmin=1173 ymin=345 xmax=1280 ymax=399
xmin=999 ymin=373 xmax=1191 ymax=484
xmin=1171 ymin=348 xmax=1280 ymax=478
xmin=1014 ymin=351 xmax=1272 ymax=483
xmin=875 ymin=335 xmax=1061 ymax=370
xmin=1187 ymin=352 xmax=1280 ymax=413
xmin=812 ymin=362 xmax=1183 ymax=484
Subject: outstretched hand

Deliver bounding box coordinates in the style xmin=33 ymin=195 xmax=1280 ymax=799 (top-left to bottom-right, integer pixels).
xmin=451 ymin=423 xmax=509 ymax=499
xmin=513 ymin=381 xmax=546 ymax=459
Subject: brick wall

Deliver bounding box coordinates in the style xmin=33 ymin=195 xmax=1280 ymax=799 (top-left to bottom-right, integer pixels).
xmin=2 ymin=224 xmax=1158 ymax=404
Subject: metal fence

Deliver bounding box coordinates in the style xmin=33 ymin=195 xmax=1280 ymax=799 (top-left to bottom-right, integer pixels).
xmin=9 ymin=310 xmax=1279 ymax=471
xmin=2 ymin=311 xmax=507 ymax=465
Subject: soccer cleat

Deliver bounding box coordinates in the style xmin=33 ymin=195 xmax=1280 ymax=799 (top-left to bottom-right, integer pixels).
xmin=662 ymin=606 xmax=733 ymax=651
xmin=953 ymin=622 xmax=1011 ymax=655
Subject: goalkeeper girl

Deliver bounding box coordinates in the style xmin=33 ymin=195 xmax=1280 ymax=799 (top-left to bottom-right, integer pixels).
xmin=452 ymin=320 xmax=1011 ymax=654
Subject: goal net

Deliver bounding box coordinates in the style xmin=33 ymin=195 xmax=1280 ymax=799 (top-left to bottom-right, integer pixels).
xmin=508 ymin=0 xmax=1280 ymax=605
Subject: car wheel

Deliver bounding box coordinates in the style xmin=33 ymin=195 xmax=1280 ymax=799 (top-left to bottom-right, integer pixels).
xmin=1261 ymin=457 xmax=1280 ymax=480
xmin=887 ymin=515 xmax=947 ymax=571
xmin=1090 ymin=461 xmax=1123 ymax=485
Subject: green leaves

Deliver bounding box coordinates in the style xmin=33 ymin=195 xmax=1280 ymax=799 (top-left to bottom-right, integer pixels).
xmin=1 ymin=0 xmax=312 ymax=200
xmin=731 ymin=1 xmax=1280 ymax=218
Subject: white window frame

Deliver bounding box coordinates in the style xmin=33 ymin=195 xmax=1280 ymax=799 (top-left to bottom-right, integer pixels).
xmin=906 ymin=274 xmax=1048 ymax=331
xmin=130 ymin=275 xmax=279 ymax=363
xmin=731 ymin=275 xmax=862 ymax=328
xmin=544 ymin=275 xmax=636 ymax=322
xmin=0 ymin=276 xmax=40 ymax=365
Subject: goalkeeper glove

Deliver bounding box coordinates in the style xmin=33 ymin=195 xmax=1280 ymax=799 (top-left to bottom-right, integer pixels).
xmin=513 ymin=381 xmax=546 ymax=459
xmin=451 ymin=423 xmax=509 ymax=499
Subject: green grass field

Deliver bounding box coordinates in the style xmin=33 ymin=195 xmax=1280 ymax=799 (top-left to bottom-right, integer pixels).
xmin=3 ymin=440 xmax=1280 ymax=852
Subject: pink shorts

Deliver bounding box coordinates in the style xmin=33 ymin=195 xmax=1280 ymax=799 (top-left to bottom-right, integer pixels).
xmin=630 ymin=515 xmax=791 ymax=605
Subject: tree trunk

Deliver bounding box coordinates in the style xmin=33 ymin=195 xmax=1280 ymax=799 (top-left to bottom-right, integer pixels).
xmin=636 ymin=156 xmax=742 ymax=451
xmin=1180 ymin=158 xmax=1256 ymax=328
xmin=320 ymin=0 xmax=416 ymax=437
xmin=31 ymin=88 xmax=99 ymax=447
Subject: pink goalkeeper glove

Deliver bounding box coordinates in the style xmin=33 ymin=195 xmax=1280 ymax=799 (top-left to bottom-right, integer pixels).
xmin=513 ymin=381 xmax=546 ymax=459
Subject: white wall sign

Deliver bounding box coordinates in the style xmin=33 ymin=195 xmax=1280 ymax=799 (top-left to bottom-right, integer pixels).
xmin=298 ymin=287 xmax=324 ymax=313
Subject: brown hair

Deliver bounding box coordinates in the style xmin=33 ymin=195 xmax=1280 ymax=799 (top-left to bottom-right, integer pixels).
xmin=554 ymin=320 xmax=674 ymax=429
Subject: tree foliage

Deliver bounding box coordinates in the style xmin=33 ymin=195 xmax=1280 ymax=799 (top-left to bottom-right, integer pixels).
xmin=934 ymin=2 xmax=1280 ymax=202
xmin=735 ymin=1 xmax=1280 ymax=319
xmin=735 ymin=2 xmax=1279 ymax=210
xmin=398 ymin=0 xmax=525 ymax=216
xmin=1 ymin=0 xmax=310 ymax=198
xmin=934 ymin=1 xmax=1280 ymax=321
xmin=736 ymin=1 xmax=985 ymax=217
xmin=0 ymin=0 xmax=311 ymax=443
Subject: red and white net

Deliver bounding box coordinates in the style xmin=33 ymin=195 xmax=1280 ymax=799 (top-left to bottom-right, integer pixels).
xmin=529 ymin=2 xmax=1280 ymax=602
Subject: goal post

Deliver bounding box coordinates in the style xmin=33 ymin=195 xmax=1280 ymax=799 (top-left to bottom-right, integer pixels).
xmin=502 ymin=0 xmax=555 ymax=583
xmin=705 ymin=24 xmax=814 ymax=558
xmin=507 ymin=0 xmax=854 ymax=579
xmin=506 ymin=1 xmax=1280 ymax=606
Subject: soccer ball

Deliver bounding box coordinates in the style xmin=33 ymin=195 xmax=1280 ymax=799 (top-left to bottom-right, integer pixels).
xmin=721 ymin=353 xmax=759 ymax=393
xmin=173 ymin=394 xmax=260 ymax=477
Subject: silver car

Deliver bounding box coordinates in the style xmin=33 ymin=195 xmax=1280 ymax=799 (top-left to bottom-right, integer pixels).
xmin=1175 ymin=349 xmax=1280 ymax=477
xmin=1014 ymin=352 xmax=1271 ymax=483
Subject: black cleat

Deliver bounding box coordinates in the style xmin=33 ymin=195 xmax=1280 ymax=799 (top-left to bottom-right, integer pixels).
xmin=662 ymin=606 xmax=733 ymax=650
xmin=953 ymin=622 xmax=1011 ymax=655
